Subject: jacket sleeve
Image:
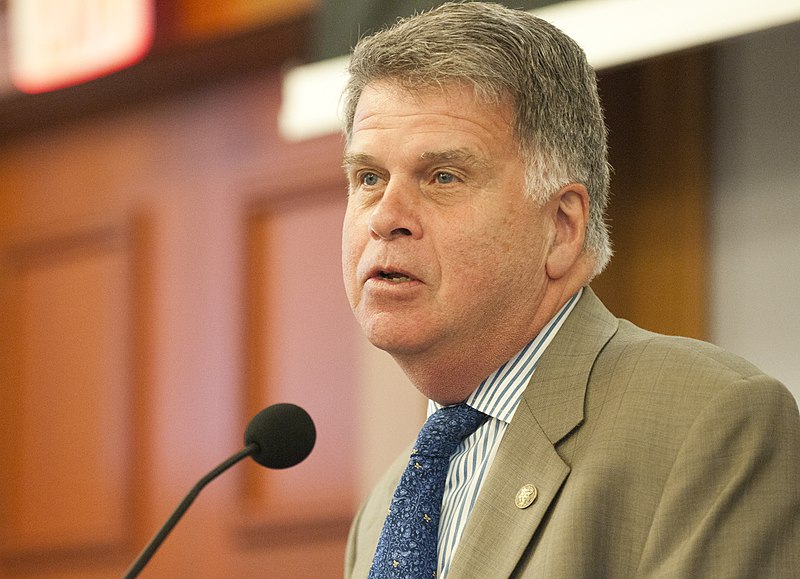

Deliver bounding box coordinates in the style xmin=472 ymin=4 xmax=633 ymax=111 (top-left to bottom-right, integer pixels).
xmin=636 ymin=374 xmax=800 ymax=577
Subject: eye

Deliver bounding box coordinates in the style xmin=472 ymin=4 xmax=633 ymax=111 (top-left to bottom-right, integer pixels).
xmin=435 ymin=171 xmax=456 ymax=184
xmin=361 ymin=172 xmax=380 ymax=186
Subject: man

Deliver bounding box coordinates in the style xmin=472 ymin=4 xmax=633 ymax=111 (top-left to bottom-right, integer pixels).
xmin=340 ymin=3 xmax=800 ymax=577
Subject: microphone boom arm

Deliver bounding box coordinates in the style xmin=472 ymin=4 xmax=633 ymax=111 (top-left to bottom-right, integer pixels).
xmin=123 ymin=442 xmax=258 ymax=578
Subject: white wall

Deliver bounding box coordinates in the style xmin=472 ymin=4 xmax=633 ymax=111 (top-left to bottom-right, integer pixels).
xmin=710 ymin=21 xmax=800 ymax=402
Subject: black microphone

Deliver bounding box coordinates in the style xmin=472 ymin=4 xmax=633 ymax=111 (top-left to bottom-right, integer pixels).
xmin=123 ymin=403 xmax=315 ymax=578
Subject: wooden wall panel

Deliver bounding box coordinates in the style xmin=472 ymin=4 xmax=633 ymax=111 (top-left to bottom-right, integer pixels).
xmin=592 ymin=49 xmax=710 ymax=340
xmin=240 ymin=189 xmax=357 ymax=553
xmin=0 ymin=219 xmax=144 ymax=571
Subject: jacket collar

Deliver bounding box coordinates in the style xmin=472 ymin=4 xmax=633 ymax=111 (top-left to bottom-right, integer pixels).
xmin=446 ymin=287 xmax=618 ymax=578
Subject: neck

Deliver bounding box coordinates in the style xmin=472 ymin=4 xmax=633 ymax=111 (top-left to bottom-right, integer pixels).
xmin=395 ymin=281 xmax=585 ymax=405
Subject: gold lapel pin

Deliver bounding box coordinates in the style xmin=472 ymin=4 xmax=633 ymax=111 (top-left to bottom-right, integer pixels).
xmin=515 ymin=484 xmax=538 ymax=509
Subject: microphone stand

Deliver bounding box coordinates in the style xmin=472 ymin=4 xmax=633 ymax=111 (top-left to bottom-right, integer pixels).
xmin=123 ymin=443 xmax=258 ymax=578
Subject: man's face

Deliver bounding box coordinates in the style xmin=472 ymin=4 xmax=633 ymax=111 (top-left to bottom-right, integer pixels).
xmin=342 ymin=82 xmax=554 ymax=376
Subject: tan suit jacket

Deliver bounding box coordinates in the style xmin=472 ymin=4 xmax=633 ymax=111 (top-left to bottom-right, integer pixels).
xmin=345 ymin=289 xmax=800 ymax=578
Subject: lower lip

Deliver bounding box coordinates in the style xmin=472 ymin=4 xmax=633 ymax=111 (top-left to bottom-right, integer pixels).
xmin=365 ymin=277 xmax=422 ymax=289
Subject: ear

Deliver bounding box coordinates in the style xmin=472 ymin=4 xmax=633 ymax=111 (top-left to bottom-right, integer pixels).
xmin=546 ymin=183 xmax=589 ymax=280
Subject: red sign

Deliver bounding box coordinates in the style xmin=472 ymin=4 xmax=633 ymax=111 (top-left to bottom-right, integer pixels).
xmin=9 ymin=0 xmax=153 ymax=94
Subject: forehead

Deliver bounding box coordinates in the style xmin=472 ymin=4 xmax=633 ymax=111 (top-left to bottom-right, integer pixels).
xmin=348 ymin=81 xmax=516 ymax=157
xmin=354 ymin=80 xmax=510 ymax=119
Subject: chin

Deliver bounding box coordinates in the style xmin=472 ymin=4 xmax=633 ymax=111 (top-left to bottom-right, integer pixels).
xmin=365 ymin=332 xmax=426 ymax=357
xmin=358 ymin=310 xmax=429 ymax=352
xmin=362 ymin=324 xmax=435 ymax=358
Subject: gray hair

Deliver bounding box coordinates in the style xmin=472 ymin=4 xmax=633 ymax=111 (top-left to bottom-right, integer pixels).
xmin=342 ymin=1 xmax=612 ymax=275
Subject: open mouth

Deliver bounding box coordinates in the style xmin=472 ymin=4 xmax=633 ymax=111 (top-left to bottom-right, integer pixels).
xmin=378 ymin=271 xmax=415 ymax=283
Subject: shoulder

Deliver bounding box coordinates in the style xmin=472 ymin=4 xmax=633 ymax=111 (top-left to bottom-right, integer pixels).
xmin=599 ymin=318 xmax=789 ymax=400
xmin=578 ymin=318 xmax=800 ymax=470
xmin=353 ymin=444 xmax=409 ymax=525
xmin=345 ymin=444 xmax=410 ymax=578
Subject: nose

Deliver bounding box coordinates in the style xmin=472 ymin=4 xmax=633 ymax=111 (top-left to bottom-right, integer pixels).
xmin=368 ymin=181 xmax=422 ymax=241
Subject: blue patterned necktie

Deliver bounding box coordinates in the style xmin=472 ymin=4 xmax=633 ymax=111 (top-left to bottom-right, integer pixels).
xmin=369 ymin=403 xmax=489 ymax=578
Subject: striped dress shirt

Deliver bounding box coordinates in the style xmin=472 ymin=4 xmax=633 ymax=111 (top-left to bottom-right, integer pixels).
xmin=428 ymin=288 xmax=583 ymax=578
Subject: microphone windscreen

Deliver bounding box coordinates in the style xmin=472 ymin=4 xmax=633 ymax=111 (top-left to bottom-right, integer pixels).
xmin=244 ymin=403 xmax=316 ymax=469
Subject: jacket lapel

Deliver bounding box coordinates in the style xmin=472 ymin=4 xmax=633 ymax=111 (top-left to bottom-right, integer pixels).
xmin=447 ymin=288 xmax=618 ymax=578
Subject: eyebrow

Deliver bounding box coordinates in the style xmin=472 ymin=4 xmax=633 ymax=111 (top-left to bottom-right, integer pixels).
xmin=342 ymin=149 xmax=491 ymax=171
xmin=419 ymin=148 xmax=491 ymax=171
xmin=342 ymin=152 xmax=376 ymax=171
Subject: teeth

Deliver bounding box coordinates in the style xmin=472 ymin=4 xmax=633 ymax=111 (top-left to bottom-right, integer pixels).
xmin=380 ymin=272 xmax=413 ymax=282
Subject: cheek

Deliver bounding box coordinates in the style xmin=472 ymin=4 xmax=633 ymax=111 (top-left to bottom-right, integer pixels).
xmin=456 ymin=211 xmax=546 ymax=289
xmin=341 ymin=218 xmax=361 ymax=290
xmin=439 ymin=230 xmax=510 ymax=297
xmin=342 ymin=207 xmax=376 ymax=300
xmin=341 ymin=246 xmax=359 ymax=288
